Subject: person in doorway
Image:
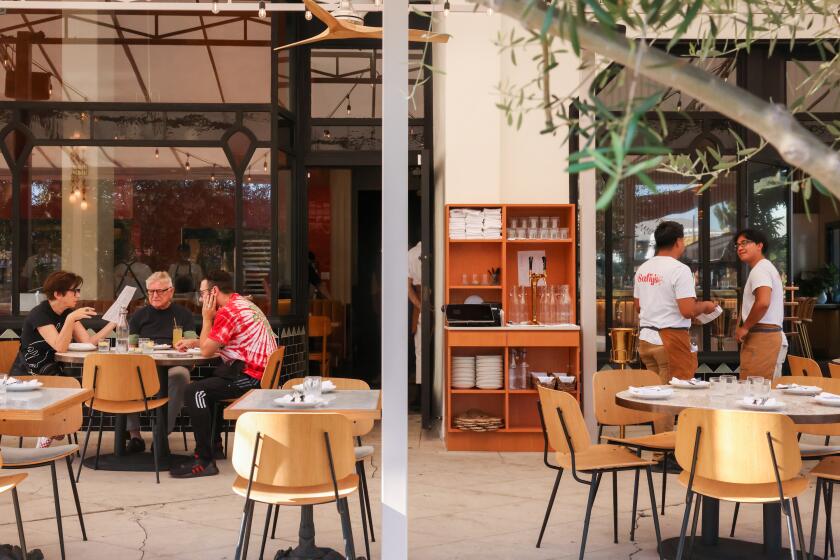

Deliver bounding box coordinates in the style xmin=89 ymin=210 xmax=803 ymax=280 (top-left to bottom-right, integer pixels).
xmin=634 ymin=221 xmax=716 ymax=430
xmin=172 ymin=270 xmax=277 ymax=478
xmin=114 ymin=242 xmax=152 ymax=301
xmin=124 ymin=271 xmax=196 ymax=453
xmin=308 ymin=251 xmax=331 ymax=299
xmin=734 ymin=229 xmax=788 ymax=379
xmin=21 ymin=237 xmax=61 ymax=292
xmin=408 ymin=240 xmax=422 ymax=385
xmin=12 ymin=271 xmax=116 ymax=447
xmin=169 ymin=243 xmax=203 ymax=296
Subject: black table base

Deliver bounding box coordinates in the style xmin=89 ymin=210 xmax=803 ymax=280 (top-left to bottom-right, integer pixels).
xmin=272 ymin=505 xmax=345 ymax=560
xmin=660 ymin=537 xmax=819 ymax=560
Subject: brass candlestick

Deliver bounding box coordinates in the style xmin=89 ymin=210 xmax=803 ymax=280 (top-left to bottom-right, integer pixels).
xmin=529 ymin=256 xmax=547 ymax=325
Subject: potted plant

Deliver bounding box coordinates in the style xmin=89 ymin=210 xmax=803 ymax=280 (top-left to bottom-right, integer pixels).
xmin=798 ymin=264 xmax=840 ymax=304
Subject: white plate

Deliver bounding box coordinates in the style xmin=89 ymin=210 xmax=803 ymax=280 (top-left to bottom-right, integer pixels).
xmin=781 ymin=386 xmax=822 ymax=396
xmin=273 ymin=397 xmax=327 ymax=409
xmin=464 ymin=295 xmax=484 ymax=304
xmin=68 ymin=342 xmax=96 ymax=352
xmin=5 ymin=381 xmax=42 ymax=392
xmin=814 ymin=396 xmax=840 ymax=407
xmin=738 ymin=400 xmax=786 ymax=411
xmin=186 ymin=348 xmax=202 ymax=355
xmin=630 ymin=390 xmax=673 ymax=400
xmin=669 ymin=380 xmax=711 ymax=389
xmin=153 ymin=344 xmax=171 ymax=350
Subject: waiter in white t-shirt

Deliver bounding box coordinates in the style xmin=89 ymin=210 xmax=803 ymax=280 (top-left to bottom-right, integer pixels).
xmin=634 ymin=221 xmax=717 ymax=385
xmin=734 ymin=229 xmax=788 ymax=379
xmin=408 ymin=241 xmax=422 ymax=384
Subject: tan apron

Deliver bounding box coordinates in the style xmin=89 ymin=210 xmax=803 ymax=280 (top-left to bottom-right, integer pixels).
xmin=740 ymin=325 xmax=783 ymax=380
xmin=658 ymin=328 xmax=698 ymax=380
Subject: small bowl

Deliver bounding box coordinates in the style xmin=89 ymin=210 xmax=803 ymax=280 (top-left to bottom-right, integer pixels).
xmin=555 ymin=375 xmax=575 ymax=384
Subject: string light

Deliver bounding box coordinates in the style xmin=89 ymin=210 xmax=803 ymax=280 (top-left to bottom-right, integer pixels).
xmin=154 ymin=148 xmax=159 ymax=159
xmin=307 ymin=171 xmax=311 ymax=179
xmin=185 ymin=154 xmax=191 ymax=171
xmin=323 ymin=129 xmax=331 ymax=139
xmin=80 ymin=197 xmax=88 ymax=211
xmin=258 ymin=0 xmax=266 ymax=18
xmin=48 ymin=79 xmax=52 ymax=96
xmin=263 ymin=158 xmax=268 ymax=173
xmin=211 ymin=0 xmax=219 ymax=13
xmin=247 ymin=166 xmax=252 ymax=183
xmin=210 ymin=165 xmax=216 ymax=182
xmin=305 ymin=9 xmax=313 ymax=20
xmin=346 ymin=95 xmax=351 ymax=115
xmin=676 ymin=94 xmax=683 ymax=112
xmin=443 ymin=0 xmax=450 ymax=16
xmin=69 ymin=191 xmax=77 ymax=203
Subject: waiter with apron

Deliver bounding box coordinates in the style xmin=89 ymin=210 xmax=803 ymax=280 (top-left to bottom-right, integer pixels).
xmin=734 ymin=228 xmax=787 ymax=379
xmin=634 ymin=221 xmax=717 ymax=386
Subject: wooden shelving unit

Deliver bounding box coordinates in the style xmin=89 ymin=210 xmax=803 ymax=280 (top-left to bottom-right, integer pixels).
xmin=444 ymin=204 xmax=580 ymax=452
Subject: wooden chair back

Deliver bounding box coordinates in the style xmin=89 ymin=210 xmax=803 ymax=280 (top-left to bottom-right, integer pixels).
xmin=797 ymin=297 xmax=816 ymax=322
xmin=829 ymin=362 xmax=840 ymax=379
xmin=593 ymin=369 xmax=667 ymax=428
xmin=260 ymin=347 xmax=286 ymax=390
xmin=675 ymin=408 xmax=801 ymax=485
xmin=281 ymin=377 xmax=374 ymax=437
xmin=0 ymin=375 xmax=83 ymax=437
xmin=81 ymin=354 xmax=161 ymax=402
xmin=309 ymin=315 xmax=332 ymax=338
xmin=537 ymin=385 xmax=591 ymax=455
xmin=232 ymin=412 xmax=356 ymax=489
xmin=773 ymin=376 xmax=840 ymax=437
xmin=0 ymin=340 xmax=20 ymax=373
xmin=277 ymin=299 xmax=292 ymax=315
xmin=787 ymin=355 xmax=822 ymax=378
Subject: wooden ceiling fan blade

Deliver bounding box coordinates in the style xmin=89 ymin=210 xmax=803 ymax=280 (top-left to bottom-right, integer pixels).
xmin=303 ymin=0 xmax=340 ymax=29
xmin=408 ymin=28 xmax=450 ymax=43
xmin=274 ymin=29 xmax=332 ymax=50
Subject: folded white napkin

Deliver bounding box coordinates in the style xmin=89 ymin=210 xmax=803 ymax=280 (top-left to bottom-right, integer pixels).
xmin=629 ymin=385 xmax=671 ymax=395
xmin=818 ymin=392 xmax=840 ymax=400
xmin=5 ymin=378 xmax=39 ymax=387
xmin=778 ymin=383 xmax=820 ymax=391
xmin=278 ymin=393 xmax=322 ymax=404
xmin=292 ymin=380 xmax=336 ymax=392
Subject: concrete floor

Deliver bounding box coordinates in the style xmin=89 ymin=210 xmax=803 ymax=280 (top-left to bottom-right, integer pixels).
xmin=0 ymin=418 xmax=835 ymax=559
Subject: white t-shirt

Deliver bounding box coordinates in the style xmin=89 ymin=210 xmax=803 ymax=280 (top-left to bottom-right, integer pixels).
xmin=742 ymin=258 xmax=784 ymax=327
xmin=408 ymin=242 xmax=422 ymax=286
xmin=634 ymin=256 xmax=696 ymax=345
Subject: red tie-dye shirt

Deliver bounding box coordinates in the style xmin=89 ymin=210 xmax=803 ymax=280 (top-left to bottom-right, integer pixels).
xmin=208 ymin=294 xmax=277 ymax=380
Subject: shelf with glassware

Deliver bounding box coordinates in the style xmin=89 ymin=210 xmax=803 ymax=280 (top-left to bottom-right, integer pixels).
xmin=444 ymin=204 xmax=580 ymax=452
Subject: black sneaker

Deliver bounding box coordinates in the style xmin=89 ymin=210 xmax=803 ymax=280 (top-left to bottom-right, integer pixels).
xmin=126 ymin=437 xmax=146 ymax=454
xmin=170 ymin=458 xmax=219 ymax=478
xmin=213 ymin=441 xmax=225 ymax=461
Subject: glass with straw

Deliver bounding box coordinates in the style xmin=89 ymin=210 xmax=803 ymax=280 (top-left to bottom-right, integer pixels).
xmin=172 ymin=318 xmax=183 ymax=347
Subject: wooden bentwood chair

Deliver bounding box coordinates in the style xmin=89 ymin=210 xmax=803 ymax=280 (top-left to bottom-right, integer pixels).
xmin=673 ymin=408 xmax=808 ymax=560
xmin=788 ymin=355 xmax=823 ymax=378
xmin=536 ymin=386 xmax=663 ymax=558
xmin=76 ymin=354 xmax=168 ymax=483
xmin=0 ymin=375 xmax=88 ymax=560
xmin=279 ymin=377 xmax=375 ymax=560
xmin=593 ymin=369 xmax=677 ymax=521
xmin=0 ymin=452 xmax=28 ymax=559
xmin=230 ymin=412 xmax=359 ymax=560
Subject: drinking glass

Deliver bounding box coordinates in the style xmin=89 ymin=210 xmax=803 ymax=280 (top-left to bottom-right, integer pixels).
xmin=172 ymin=327 xmax=183 ymax=346
xmin=461 ymin=273 xmax=468 ymax=285
xmin=507 ymin=227 xmax=517 ymax=240
xmin=528 ymin=216 xmax=539 ymax=229
xmin=0 ymin=374 xmax=7 ymax=397
xmin=747 ymin=376 xmax=764 ymax=398
xmin=481 ymin=273 xmax=490 ymax=285
xmin=720 ymin=374 xmax=736 ymax=394
xmin=97 ymin=340 xmax=110 ymax=353
xmin=735 ymin=380 xmax=748 ymax=397
xmin=471 ymin=273 xmax=480 ymax=285
xmin=559 ymin=227 xmax=570 ymax=240
xmin=139 ymin=338 xmax=152 ymax=354
xmin=303 ymin=376 xmax=322 ymax=398
xmin=710 ymin=376 xmax=722 ymax=395
xmin=527 ymin=227 xmax=539 ymax=239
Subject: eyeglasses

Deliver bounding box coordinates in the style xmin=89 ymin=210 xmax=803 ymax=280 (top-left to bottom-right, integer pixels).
xmin=148 ymin=288 xmax=173 ymax=296
xmin=734 ymin=240 xmax=754 ymax=248
xmin=69 ymin=288 xmax=81 ymax=295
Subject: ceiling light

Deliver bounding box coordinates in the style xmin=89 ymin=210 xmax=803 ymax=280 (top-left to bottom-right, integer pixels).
xmin=211 ymin=0 xmax=219 ymax=13
xmin=80 ymin=197 xmax=88 ymax=211
xmin=185 ymin=155 xmax=191 ymax=171
xmin=211 ymin=165 xmax=216 ymax=181
xmin=154 ymin=148 xmax=159 ymax=159
xmin=305 ymin=9 xmax=313 ymax=20
xmin=258 ymin=1 xmax=266 ymax=18
xmin=443 ymin=0 xmax=450 ymax=16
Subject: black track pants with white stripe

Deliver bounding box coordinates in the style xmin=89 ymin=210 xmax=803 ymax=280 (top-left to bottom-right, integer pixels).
xmin=184 ymin=371 xmax=260 ymax=461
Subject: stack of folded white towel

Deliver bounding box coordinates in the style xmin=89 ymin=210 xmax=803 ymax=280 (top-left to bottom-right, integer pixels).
xmin=483 ymin=208 xmax=502 ymax=239
xmin=449 ymin=208 xmax=467 ymax=239
xmin=449 ymin=207 xmax=503 ymax=239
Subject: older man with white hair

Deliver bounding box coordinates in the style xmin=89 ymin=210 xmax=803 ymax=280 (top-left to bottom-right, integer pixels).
xmin=125 ymin=271 xmax=196 ymax=453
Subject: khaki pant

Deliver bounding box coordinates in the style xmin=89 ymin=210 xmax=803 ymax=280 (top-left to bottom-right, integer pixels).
xmin=740 ymin=330 xmax=785 ymax=380
xmin=637 ymin=340 xmax=675 ymax=433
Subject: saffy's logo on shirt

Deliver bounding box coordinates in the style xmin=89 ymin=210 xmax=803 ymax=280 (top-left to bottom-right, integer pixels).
xmin=637 ymin=272 xmax=662 ymax=286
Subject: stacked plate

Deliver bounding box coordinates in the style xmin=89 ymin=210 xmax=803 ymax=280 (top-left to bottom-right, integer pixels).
xmin=475 ymin=354 xmax=503 ymax=389
xmin=453 ymin=409 xmax=504 ymax=432
xmin=452 ymin=356 xmax=476 ymax=389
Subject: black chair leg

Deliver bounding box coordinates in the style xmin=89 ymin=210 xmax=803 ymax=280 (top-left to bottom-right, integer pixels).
xmin=182 ymin=427 xmax=188 ymax=451
xmin=784 ymin=499 xmax=798 ymax=560
xmin=258 ymin=504 xmax=272 ymax=560
xmin=597 ymin=424 xmax=604 ymax=442
xmin=536 ymin=469 xmax=563 ymax=548
xmin=578 ymin=472 xmax=602 ymax=560
xmin=645 ymin=466 xmax=663 ymax=560
xmin=825 ymin=482 xmax=835 ymax=560
xmin=50 ymin=462 xmax=66 ymax=560
xmin=810 ymin=478 xmax=823 ymax=560
xmin=270 ymin=505 xmax=279 ymax=539
xmin=730 ymin=502 xmax=740 ymax=537
xmin=675 ymin=491 xmax=695 ymax=560
xmin=630 ymin=468 xmax=640 ymax=542
xmin=661 ymin=453 xmax=668 ymax=516
xmin=826 ymin=436 xmax=832 ymax=446
xmin=612 ymin=470 xmax=619 ymax=544
xmin=688 ymin=496 xmax=701 ymax=559
xmin=18 ymin=436 xmax=22 ymax=447
xmin=74 ymin=433 xmax=80 ymax=457
xmin=77 ymin=408 xmax=96 ymax=482
xmin=356 ymin=462 xmax=371 ymax=560
xmin=11 ymin=487 xmax=27 ymax=560
xmin=151 ymin=415 xmax=161 ymax=484
xmin=241 ymin=499 xmax=256 ymax=560
xmin=234 ymin=499 xmax=254 ymax=560
xmin=338 ymin=497 xmax=356 ymax=560
xmin=794 ymin=498 xmax=807 ymax=560
xmin=94 ymin=411 xmax=105 ymax=470
xmin=360 ymin=461 xmax=374 ymax=542
xmin=65 ymin=456 xmax=87 ymax=540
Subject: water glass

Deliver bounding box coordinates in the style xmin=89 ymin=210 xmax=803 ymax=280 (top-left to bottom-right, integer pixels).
xmin=303 ymin=376 xmax=322 ymax=398
xmin=558 ymin=227 xmax=570 ymax=240
xmin=139 ymin=338 xmax=152 ymax=354
xmin=719 ymin=375 xmax=737 ymax=394
xmin=507 ymin=227 xmax=517 ymax=240
xmin=735 ymin=380 xmax=748 ymax=397
xmin=710 ymin=376 xmax=722 ymax=395
xmin=747 ymin=376 xmax=764 ymax=397
xmin=97 ymin=340 xmax=110 ymax=353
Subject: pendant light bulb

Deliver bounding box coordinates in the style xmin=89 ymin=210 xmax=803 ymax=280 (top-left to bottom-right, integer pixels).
xmin=210 ymin=165 xmax=216 ymax=182
xmin=346 ymin=95 xmax=351 ymax=115
xmin=443 ymin=0 xmax=450 ymax=17
xmin=185 ymin=155 xmax=191 ymax=171
xmin=487 ymin=6 xmax=493 ymax=15
xmin=676 ymin=94 xmax=683 ymax=112
xmin=305 ymin=9 xmax=313 ymax=20
xmin=80 ymin=197 xmax=88 ymax=211
xmin=211 ymin=0 xmax=219 ymax=13
xmin=324 ymin=129 xmax=331 ymax=139
xmin=263 ymin=158 xmax=268 ymax=173
xmin=258 ymin=0 xmax=266 ymax=18
xmin=69 ymin=191 xmax=77 ymax=203
xmin=154 ymin=148 xmax=159 ymax=159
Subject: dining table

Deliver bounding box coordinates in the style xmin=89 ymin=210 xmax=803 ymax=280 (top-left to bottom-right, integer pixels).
xmin=224 ymin=388 xmax=382 ymax=560
xmin=0 ymin=386 xmax=93 ymax=421
xmin=617 ymin=385 xmax=840 ymax=560
xmin=55 ymin=349 xmax=220 ymax=473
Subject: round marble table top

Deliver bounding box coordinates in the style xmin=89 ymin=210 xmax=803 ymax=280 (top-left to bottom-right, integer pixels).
xmin=616 ymin=387 xmax=840 ymax=424
xmin=55 ymin=350 xmax=219 ymax=367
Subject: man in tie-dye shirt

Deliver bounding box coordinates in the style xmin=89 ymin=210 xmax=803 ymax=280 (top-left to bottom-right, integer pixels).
xmin=173 ymin=270 xmax=277 ymax=478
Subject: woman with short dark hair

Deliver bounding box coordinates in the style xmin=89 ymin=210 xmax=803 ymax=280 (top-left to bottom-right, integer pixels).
xmin=13 ymin=271 xmax=117 ymax=447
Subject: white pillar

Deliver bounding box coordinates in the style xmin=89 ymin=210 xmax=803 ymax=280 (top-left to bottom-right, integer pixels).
xmin=381 ymin=0 xmax=409 ymax=557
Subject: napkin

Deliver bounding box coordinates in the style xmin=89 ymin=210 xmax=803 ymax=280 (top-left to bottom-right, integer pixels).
xmin=817 ymin=392 xmax=840 ymax=400
xmin=629 ymin=386 xmax=671 ymax=396
xmin=669 ymin=377 xmax=706 ymax=386
xmin=695 ymin=306 xmax=723 ymax=325
xmin=4 ymin=378 xmax=39 ymax=387
xmin=292 ymin=380 xmax=336 ymax=392
xmin=742 ymin=397 xmax=780 ymax=407
xmin=278 ymin=393 xmax=322 ymax=404
xmin=778 ymin=383 xmax=820 ymax=391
